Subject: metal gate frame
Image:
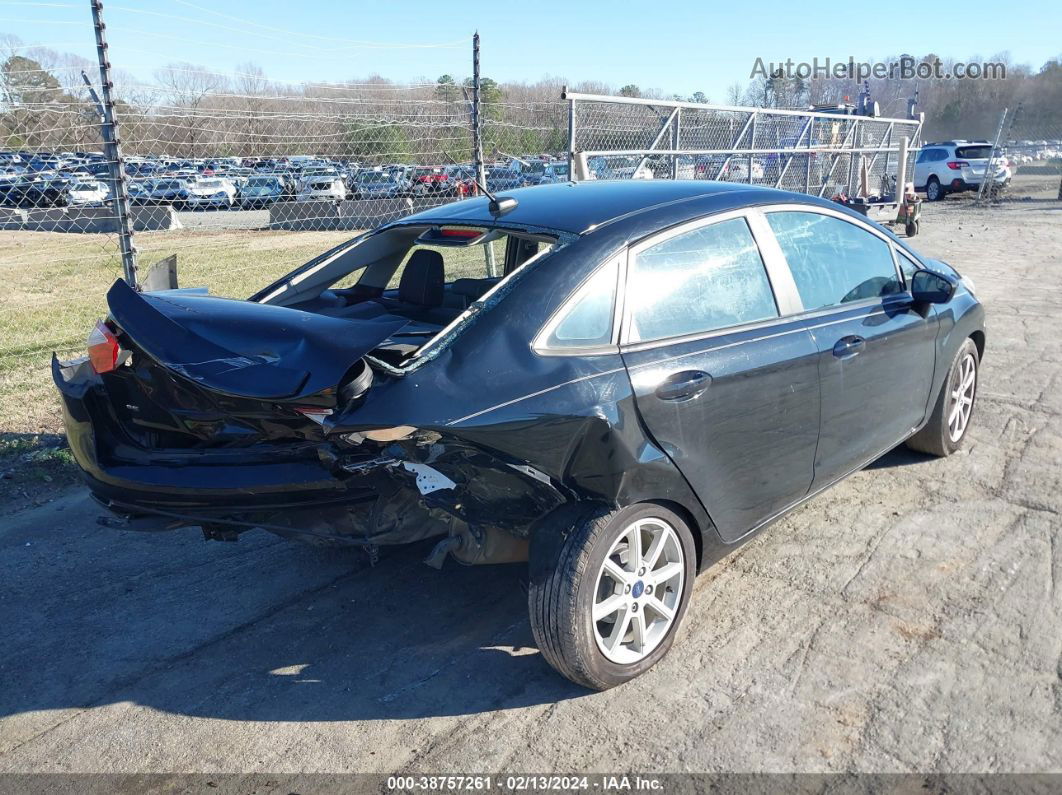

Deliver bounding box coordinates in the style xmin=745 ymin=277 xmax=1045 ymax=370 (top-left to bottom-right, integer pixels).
xmin=563 ymin=90 xmax=923 ymax=198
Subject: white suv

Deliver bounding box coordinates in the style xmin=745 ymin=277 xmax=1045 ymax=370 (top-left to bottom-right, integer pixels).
xmin=913 ymin=140 xmax=1011 ymax=201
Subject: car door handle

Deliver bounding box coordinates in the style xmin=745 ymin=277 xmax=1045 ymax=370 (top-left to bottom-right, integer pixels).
xmin=832 ymin=335 xmax=866 ymax=358
xmin=654 ymin=370 xmax=712 ymax=401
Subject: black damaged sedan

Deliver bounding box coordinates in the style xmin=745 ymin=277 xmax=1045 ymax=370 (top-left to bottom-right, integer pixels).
xmin=54 ymin=181 xmax=985 ymax=689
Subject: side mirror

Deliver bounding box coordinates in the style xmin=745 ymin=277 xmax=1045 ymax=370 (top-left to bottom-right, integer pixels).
xmin=911 ymin=269 xmax=956 ymax=304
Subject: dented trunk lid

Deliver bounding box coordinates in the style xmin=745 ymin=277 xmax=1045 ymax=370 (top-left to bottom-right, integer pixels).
xmin=106 ymin=278 xmax=405 ymax=401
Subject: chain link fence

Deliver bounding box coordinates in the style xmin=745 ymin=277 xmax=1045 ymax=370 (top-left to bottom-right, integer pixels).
xmin=0 ymin=6 xmax=566 ymax=439
xmin=1 ymin=40 xmax=126 ymax=436
xmin=3 ymin=1 xmax=1058 ymax=449
xmin=999 ymin=114 xmax=1062 ymax=203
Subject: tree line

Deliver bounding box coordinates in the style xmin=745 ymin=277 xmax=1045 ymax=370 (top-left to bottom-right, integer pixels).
xmin=2 ymin=34 xmax=1060 ymax=166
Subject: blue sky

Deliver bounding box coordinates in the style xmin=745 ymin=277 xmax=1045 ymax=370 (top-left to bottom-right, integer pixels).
xmin=3 ymin=0 xmax=1059 ymax=97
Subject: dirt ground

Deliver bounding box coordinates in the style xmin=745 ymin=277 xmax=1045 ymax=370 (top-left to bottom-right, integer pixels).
xmin=0 ymin=198 xmax=1059 ymax=774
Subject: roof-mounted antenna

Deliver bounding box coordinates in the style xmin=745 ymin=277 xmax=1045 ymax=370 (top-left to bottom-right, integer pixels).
xmin=473 ymin=179 xmax=517 ymax=217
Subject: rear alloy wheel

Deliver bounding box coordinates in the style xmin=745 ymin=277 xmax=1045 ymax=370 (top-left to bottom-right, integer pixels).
xmin=926 ymin=176 xmax=944 ymax=201
xmin=907 ymin=338 xmax=979 ymax=457
xmin=592 ymin=517 xmax=685 ymax=665
xmin=529 ymin=503 xmax=696 ymax=690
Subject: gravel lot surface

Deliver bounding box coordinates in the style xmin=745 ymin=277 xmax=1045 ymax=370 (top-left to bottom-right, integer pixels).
xmin=0 ymin=199 xmax=1060 ymax=774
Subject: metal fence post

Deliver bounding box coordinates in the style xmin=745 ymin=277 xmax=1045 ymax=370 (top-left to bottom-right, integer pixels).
xmin=470 ymin=32 xmax=496 ymax=275
xmin=471 ymin=32 xmax=486 ymax=192
xmin=566 ymin=89 xmax=576 ymax=181
xmin=748 ymin=113 xmax=756 ymax=184
xmin=670 ymin=108 xmax=680 ymax=180
xmin=848 ymin=120 xmax=861 ymax=195
xmin=805 ymin=118 xmax=814 ymax=193
xmin=89 ymin=0 xmax=138 ymax=287
xmin=896 ymin=136 xmax=909 ymax=197
xmin=977 ymin=108 xmax=1008 ymax=205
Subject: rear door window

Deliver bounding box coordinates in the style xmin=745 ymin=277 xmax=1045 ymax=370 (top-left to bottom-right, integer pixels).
xmin=955 ymin=145 xmax=992 ymax=159
xmin=539 ymin=257 xmax=619 ymax=350
xmin=626 ymin=217 xmax=779 ymax=342
xmin=766 ymin=211 xmax=902 ymax=310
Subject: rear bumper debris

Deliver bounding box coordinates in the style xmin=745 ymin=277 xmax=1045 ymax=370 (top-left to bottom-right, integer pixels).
xmin=53 ymin=353 xmax=564 ymax=559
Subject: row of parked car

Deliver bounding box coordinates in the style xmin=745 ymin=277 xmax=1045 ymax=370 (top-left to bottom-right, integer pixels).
xmin=0 ymin=150 xmax=580 ymax=210
xmin=19 ymin=138 xmax=1050 ymax=211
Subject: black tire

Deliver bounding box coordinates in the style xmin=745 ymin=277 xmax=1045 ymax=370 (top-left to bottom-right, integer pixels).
xmin=528 ymin=502 xmax=697 ymax=690
xmin=907 ymin=338 xmax=979 ymax=457
xmin=905 ymin=219 xmax=920 ymax=237
xmin=926 ymin=176 xmax=944 ymax=201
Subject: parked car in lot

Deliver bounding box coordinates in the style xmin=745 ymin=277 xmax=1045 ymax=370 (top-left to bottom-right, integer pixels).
xmin=409 ymin=166 xmax=450 ymax=195
xmin=484 ymin=166 xmax=525 ymax=192
xmin=588 ymin=155 xmax=654 ymax=180
xmin=185 ymin=178 xmax=237 ymax=210
xmin=352 ymin=170 xmax=408 ymax=199
xmin=54 ymin=180 xmax=985 ymax=690
xmin=127 ymin=179 xmax=154 ymax=205
xmin=444 ymin=165 xmax=479 ymax=196
xmin=66 ymin=180 xmax=110 ymax=205
xmin=145 ymin=178 xmax=190 ymax=207
xmin=914 ymin=140 xmax=1010 ymax=201
xmin=727 ymin=158 xmax=766 ymax=182
xmin=297 ymin=175 xmax=346 ymax=203
xmin=2 ymin=176 xmax=70 ymax=208
xmin=522 ymin=160 xmax=570 ymax=185
xmin=239 ymin=176 xmax=286 ymax=208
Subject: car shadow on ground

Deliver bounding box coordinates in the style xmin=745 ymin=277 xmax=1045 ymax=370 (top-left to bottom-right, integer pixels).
xmin=0 ymin=505 xmax=587 ymax=725
xmin=141 ymin=543 xmax=590 ymax=721
xmin=866 ymin=445 xmax=935 ymax=470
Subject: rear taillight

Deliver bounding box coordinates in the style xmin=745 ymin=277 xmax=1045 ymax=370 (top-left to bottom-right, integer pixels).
xmin=946 ymin=160 xmax=969 ymax=170
xmin=87 ymin=320 xmax=119 ymax=374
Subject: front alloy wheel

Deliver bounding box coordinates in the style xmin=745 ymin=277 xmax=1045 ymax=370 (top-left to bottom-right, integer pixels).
xmin=529 ymin=503 xmax=696 ymax=690
xmin=907 ymin=337 xmax=979 ymax=457
xmin=947 ymin=351 xmax=977 ymax=443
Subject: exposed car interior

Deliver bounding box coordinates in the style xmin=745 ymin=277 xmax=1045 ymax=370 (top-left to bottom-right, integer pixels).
xmin=257 ymin=224 xmax=558 ymax=368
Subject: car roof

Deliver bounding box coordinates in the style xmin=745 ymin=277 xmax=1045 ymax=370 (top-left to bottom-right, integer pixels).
xmin=398 ymin=179 xmax=822 ymax=234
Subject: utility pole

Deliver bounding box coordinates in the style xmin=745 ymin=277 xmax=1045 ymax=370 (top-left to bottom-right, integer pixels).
xmin=90 ymin=0 xmax=138 ymax=287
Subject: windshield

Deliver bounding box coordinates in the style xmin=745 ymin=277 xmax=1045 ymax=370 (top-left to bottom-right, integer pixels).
xmin=246 ymin=177 xmax=279 ymax=187
xmin=196 ymin=180 xmax=225 ymax=189
xmin=360 ymin=173 xmax=393 ymax=184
